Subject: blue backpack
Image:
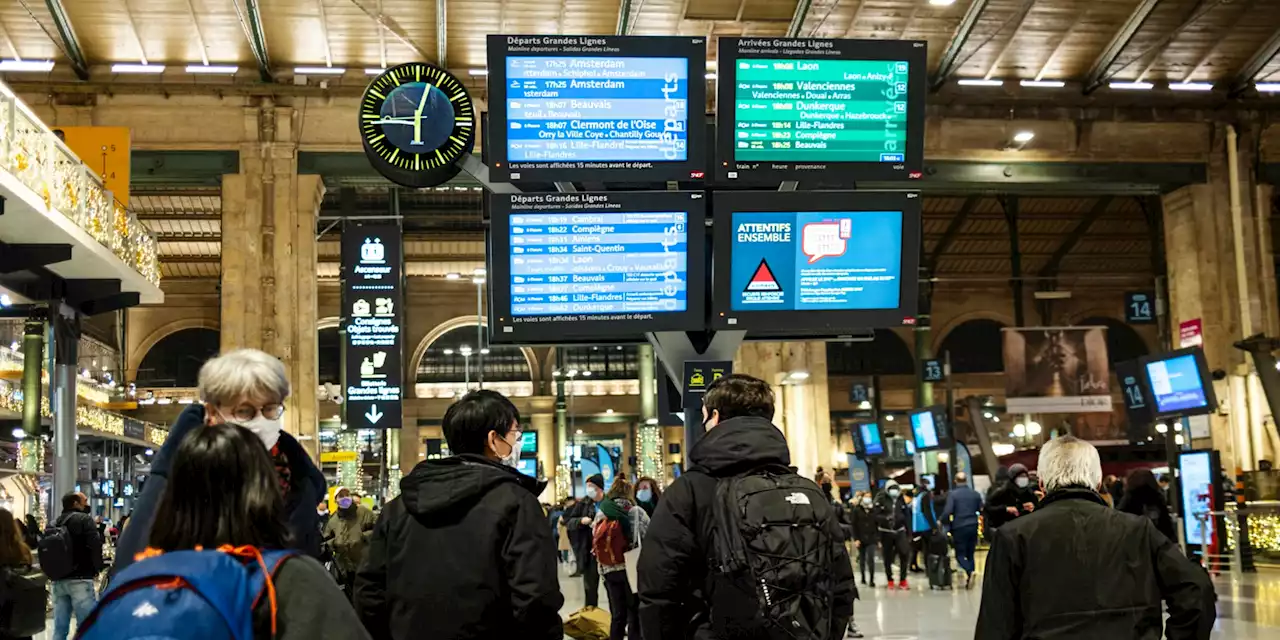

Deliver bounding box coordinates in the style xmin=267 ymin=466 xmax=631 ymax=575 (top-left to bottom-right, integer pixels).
xmin=77 ymin=547 xmax=297 ymax=640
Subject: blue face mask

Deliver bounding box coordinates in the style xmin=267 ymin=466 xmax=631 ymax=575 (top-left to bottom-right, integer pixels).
xmin=637 ymin=489 xmax=653 ymax=503
xmin=337 ymin=497 xmax=354 ymax=510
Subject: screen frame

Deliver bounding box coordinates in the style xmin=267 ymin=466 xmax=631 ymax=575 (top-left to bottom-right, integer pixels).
xmin=715 ymin=37 xmax=927 ymax=186
xmin=488 ymin=190 xmax=708 ymax=344
xmin=486 ymin=34 xmax=708 ymax=184
xmin=908 ymin=405 xmax=946 ymax=452
xmin=710 ymin=190 xmax=921 ymax=335
xmin=1177 ymin=449 xmax=1221 ymax=549
xmin=855 ymin=422 xmax=885 ymax=458
xmin=1139 ymin=347 xmax=1217 ymax=419
xmin=521 ymin=430 xmax=539 ymax=454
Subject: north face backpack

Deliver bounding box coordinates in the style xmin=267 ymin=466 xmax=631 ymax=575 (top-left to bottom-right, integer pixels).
xmin=591 ymin=517 xmax=628 ymax=567
xmin=37 ymin=518 xmax=77 ymax=581
xmin=709 ymin=465 xmax=839 ymax=640
xmin=76 ymin=546 xmax=297 ymax=640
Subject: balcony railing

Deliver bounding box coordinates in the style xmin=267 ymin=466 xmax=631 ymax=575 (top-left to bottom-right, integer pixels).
xmin=0 ymin=81 xmax=160 ymax=286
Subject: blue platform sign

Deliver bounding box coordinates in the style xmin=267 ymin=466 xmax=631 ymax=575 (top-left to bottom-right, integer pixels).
xmin=1126 ymin=291 xmax=1156 ymax=324
xmin=848 ymin=455 xmax=872 ymax=494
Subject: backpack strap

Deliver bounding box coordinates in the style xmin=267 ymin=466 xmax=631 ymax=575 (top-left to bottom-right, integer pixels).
xmin=223 ymin=546 xmax=300 ymax=640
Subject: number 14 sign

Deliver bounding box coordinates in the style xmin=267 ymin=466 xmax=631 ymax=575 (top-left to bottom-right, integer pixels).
xmin=1125 ymin=291 xmax=1156 ymax=325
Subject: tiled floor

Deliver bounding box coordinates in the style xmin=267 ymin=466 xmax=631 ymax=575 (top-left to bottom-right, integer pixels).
xmin=558 ymin=562 xmax=1280 ymax=639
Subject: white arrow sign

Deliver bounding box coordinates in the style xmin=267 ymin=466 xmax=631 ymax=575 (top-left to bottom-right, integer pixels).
xmin=365 ymin=404 xmax=384 ymax=425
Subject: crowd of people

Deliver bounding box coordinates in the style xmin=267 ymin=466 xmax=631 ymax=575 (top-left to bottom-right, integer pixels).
xmin=0 ymin=347 xmax=1224 ymax=640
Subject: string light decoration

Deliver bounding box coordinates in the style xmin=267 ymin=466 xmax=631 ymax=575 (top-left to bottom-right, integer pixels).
xmin=337 ymin=430 xmax=363 ymax=493
xmin=637 ymin=425 xmax=664 ymax=485
xmin=1223 ymin=506 xmax=1280 ymax=556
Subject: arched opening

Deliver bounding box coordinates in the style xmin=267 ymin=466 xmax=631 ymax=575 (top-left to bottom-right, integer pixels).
xmin=134 ymin=328 xmax=220 ymax=387
xmin=319 ymin=327 xmax=341 ymax=385
xmin=556 ymin=345 xmax=641 ymax=379
xmin=1076 ymin=317 xmax=1150 ymax=367
xmin=937 ymin=319 xmax=1007 ymax=374
xmin=417 ymin=324 xmax=533 ymax=383
xmin=826 ymin=330 xmax=915 ymax=375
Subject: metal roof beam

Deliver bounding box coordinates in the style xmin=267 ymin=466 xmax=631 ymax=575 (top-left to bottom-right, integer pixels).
xmin=617 ymin=0 xmax=634 ymax=35
xmin=1230 ymin=29 xmax=1280 ymax=94
xmin=42 ymin=0 xmax=89 ymax=80
xmin=0 ymin=244 xmax=72 ymax=274
xmin=436 ymin=0 xmax=447 ymax=66
xmin=1083 ymin=0 xmax=1162 ymax=93
xmin=1038 ymin=196 xmax=1114 ymax=277
xmin=931 ymin=0 xmax=991 ymax=90
xmin=242 ymin=1 xmax=273 ymax=81
xmin=926 ymin=195 xmax=980 ymax=271
xmin=786 ymin=0 xmax=815 ymax=38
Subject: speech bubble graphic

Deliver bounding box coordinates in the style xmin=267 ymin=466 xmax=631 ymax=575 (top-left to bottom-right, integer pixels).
xmin=801 ymin=222 xmax=847 ymax=263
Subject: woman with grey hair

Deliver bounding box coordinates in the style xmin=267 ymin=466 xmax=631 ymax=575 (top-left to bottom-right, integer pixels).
xmin=111 ymin=349 xmax=328 ymax=576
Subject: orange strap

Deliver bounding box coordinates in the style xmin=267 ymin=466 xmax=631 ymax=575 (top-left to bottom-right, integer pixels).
xmin=217 ymin=545 xmax=281 ymax=639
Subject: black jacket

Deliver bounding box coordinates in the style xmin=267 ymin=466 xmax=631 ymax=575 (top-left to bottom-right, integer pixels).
xmin=353 ymin=454 xmax=563 ymax=640
xmin=873 ymin=483 xmax=909 ymax=533
xmin=976 ymin=488 xmax=1215 ymax=640
xmin=563 ymin=497 xmax=597 ymax=553
xmin=1119 ymin=484 xmax=1178 ymax=543
xmin=54 ymin=510 xmax=103 ymax=579
xmin=983 ymin=481 xmax=1039 ymax=532
xmin=850 ymin=505 xmax=878 ymax=545
xmin=637 ymin=417 xmax=855 ymax=640
xmin=251 ymin=555 xmax=370 ymax=640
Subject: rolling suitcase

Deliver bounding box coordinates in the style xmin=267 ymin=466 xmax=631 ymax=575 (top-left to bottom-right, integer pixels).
xmin=926 ymin=553 xmax=952 ymax=590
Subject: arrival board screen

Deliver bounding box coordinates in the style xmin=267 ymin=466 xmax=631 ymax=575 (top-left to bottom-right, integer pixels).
xmin=1146 ymin=353 xmax=1211 ymax=415
xmin=487 ymin=35 xmax=707 ymax=183
xmin=489 ymin=191 xmax=706 ymax=343
xmin=910 ymin=410 xmax=939 ymax=450
xmin=712 ymin=191 xmax=920 ymax=335
xmin=716 ymin=37 xmax=926 ymax=185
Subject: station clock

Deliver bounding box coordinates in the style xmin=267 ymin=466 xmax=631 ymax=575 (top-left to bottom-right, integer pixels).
xmin=358 ymin=62 xmax=476 ymax=188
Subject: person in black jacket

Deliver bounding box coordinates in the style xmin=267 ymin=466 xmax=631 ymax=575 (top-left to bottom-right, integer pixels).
xmin=638 ymin=374 xmax=854 ymax=640
xmin=353 ymin=390 xmax=563 ymax=640
xmin=983 ymin=462 xmax=1038 ymax=535
xmin=976 ymin=436 xmax=1214 ymax=640
xmin=850 ymin=492 xmax=879 ymax=587
xmin=1119 ymin=468 xmax=1177 ymax=542
xmin=49 ymin=492 xmax=103 ymax=640
xmin=873 ymin=480 xmax=911 ymax=590
xmin=563 ymin=473 xmax=604 ymax=607
xmin=113 ymin=349 xmax=327 ymax=577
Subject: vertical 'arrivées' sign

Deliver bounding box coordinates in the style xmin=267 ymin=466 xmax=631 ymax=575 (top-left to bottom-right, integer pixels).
xmin=342 ymin=223 xmax=404 ymax=429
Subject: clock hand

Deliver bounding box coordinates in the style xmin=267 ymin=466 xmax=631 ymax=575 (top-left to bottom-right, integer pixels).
xmin=413 ymin=84 xmax=430 ymax=145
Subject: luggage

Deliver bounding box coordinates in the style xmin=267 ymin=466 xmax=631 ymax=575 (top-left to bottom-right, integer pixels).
xmin=710 ymin=464 xmax=840 ymax=640
xmin=76 ymin=546 xmax=297 ymax=640
xmin=926 ymin=553 xmax=952 ymax=590
xmin=564 ymin=605 xmax=611 ymax=640
xmin=0 ymin=565 xmax=48 ymax=638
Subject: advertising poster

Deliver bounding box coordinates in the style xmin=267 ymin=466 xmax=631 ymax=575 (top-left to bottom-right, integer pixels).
xmin=729 ymin=210 xmax=903 ymax=312
xmin=1003 ymin=327 xmax=1112 ymax=413
xmin=848 ymin=455 xmax=871 ymax=494
xmin=1179 ymin=451 xmax=1216 ymax=547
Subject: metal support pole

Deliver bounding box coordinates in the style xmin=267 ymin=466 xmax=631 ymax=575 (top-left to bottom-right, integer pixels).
xmin=965 ymin=396 xmax=1001 ymax=488
xmin=476 ymin=282 xmax=484 ymax=389
xmin=647 ymin=330 xmax=746 ymax=461
xmin=554 ymin=350 xmax=569 ymax=495
xmin=1002 ymin=196 xmax=1025 ymax=327
xmin=20 ymin=319 xmax=44 ymax=438
xmin=50 ymin=305 xmax=80 ymax=511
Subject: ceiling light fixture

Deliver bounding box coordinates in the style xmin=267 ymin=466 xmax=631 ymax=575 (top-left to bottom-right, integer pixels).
xmin=929 ymin=0 xmax=957 ymax=5
xmin=186 ymin=64 xmax=238 ymax=74
xmin=1019 ymin=79 xmax=1064 ymax=88
xmin=294 ymin=66 xmax=346 ymax=75
xmin=1012 ymin=131 xmax=1035 ymax=143
xmin=1109 ymin=81 xmax=1154 ymax=90
xmin=1170 ymin=82 xmax=1214 ymax=92
xmin=365 ymin=68 xmax=386 ymax=75
xmin=0 ymin=59 xmax=54 ymax=72
xmin=469 ymin=69 xmax=489 ymax=76
xmin=957 ymin=79 xmax=1003 ymax=87
xmin=445 ymin=273 xmax=461 ymax=280
xmin=705 ymin=72 xmax=717 ymax=80
xmin=0 ymin=294 xmax=9 ymax=307
xmin=112 ymin=63 xmax=165 ymax=74
xmin=1255 ymin=83 xmax=1280 ymax=93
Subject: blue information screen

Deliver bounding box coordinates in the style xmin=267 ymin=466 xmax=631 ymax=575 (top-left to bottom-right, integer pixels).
xmin=910 ymin=410 xmax=939 ymax=449
xmin=509 ymin=211 xmax=688 ymax=316
xmin=1146 ymin=354 xmax=1209 ymax=414
xmin=505 ymin=56 xmax=689 ymax=163
xmin=1179 ymin=451 xmax=1215 ymax=545
xmin=516 ymin=457 xmax=537 ymax=477
xmin=729 ymin=211 xmax=902 ymax=311
xmin=860 ymin=423 xmax=883 ymax=456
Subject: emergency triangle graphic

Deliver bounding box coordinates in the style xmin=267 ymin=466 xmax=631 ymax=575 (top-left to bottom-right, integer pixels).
xmin=745 ymin=259 xmax=782 ymax=293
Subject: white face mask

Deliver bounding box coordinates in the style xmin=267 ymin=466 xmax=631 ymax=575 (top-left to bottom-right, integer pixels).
xmin=861 ymin=498 xmax=872 ymax=508
xmin=495 ymin=433 xmax=520 ymax=468
xmin=1015 ymin=477 xmax=1030 ymax=489
xmin=237 ymin=415 xmax=283 ymax=450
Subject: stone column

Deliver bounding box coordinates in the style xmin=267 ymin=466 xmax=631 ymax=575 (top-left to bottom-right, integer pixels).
xmin=1162 ymin=123 xmax=1280 ymax=472
xmin=735 ymin=341 xmax=832 ymax=480
xmin=530 ymin=395 xmax=557 ymax=502
xmin=221 ymin=104 xmax=325 ymax=459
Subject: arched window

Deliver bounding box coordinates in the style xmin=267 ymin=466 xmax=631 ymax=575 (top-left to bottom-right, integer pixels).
xmin=937 ymin=319 xmax=1007 ymax=374
xmin=417 ymin=325 xmax=531 ymax=383
xmin=558 ymin=345 xmax=640 ymax=379
xmin=1076 ymin=317 xmax=1150 ymax=367
xmin=319 ymin=327 xmax=341 ymax=385
xmin=826 ymin=330 xmax=915 ymax=375
xmin=134 ymin=328 xmax=219 ymax=387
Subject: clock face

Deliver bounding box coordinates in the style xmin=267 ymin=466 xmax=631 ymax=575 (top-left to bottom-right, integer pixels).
xmin=359 ymin=63 xmax=475 ymax=188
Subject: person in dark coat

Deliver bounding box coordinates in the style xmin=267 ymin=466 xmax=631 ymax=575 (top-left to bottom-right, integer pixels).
xmin=113 ymin=349 xmax=327 ymax=577
xmin=564 ymin=473 xmax=604 ymax=607
xmin=983 ymin=463 xmax=1038 ymax=535
xmin=938 ymin=472 xmax=984 ymax=588
xmin=353 ymin=390 xmax=563 ymax=640
xmin=976 ymin=436 xmax=1214 ymax=640
xmin=850 ymin=492 xmax=879 ymax=587
xmin=638 ymin=374 xmax=854 ymax=640
xmin=874 ymin=479 xmax=911 ymax=589
xmin=1119 ymin=468 xmax=1177 ymax=542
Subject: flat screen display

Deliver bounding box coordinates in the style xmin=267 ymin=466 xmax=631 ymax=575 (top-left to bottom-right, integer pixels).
xmin=859 ymin=422 xmax=883 ymax=456
xmin=487 ymin=35 xmax=707 ymax=183
xmin=521 ymin=431 xmax=538 ymax=454
xmin=910 ymin=409 xmax=939 ymax=450
xmin=489 ymin=191 xmax=706 ymax=343
xmin=1146 ymin=352 xmax=1211 ymax=415
xmin=716 ymin=37 xmax=926 ymax=185
xmin=1179 ymin=450 xmax=1215 ymax=546
xmin=711 ymin=190 xmax=920 ymax=335
xmin=516 ymin=457 xmax=538 ymax=477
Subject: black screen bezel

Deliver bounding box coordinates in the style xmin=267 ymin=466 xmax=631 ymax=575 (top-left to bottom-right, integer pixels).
xmin=856 ymin=421 xmax=885 ymax=458
xmin=488 ymin=190 xmax=707 ymax=345
xmin=715 ymin=37 xmax=927 ymax=186
xmin=486 ymin=35 xmax=708 ymax=184
xmin=908 ymin=405 xmax=947 ymax=452
xmin=1139 ymin=347 xmax=1218 ymax=419
xmin=710 ymin=190 xmax=921 ymax=335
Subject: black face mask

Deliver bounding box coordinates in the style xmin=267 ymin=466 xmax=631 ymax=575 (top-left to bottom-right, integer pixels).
xmin=821 ymin=483 xmax=833 ymax=495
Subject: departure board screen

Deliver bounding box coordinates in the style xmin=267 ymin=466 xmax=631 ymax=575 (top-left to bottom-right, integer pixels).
xmin=712 ymin=190 xmax=920 ymax=336
xmin=488 ymin=35 xmax=707 ymax=183
xmin=489 ymin=191 xmax=706 ymax=344
xmin=716 ymin=37 xmax=926 ymax=186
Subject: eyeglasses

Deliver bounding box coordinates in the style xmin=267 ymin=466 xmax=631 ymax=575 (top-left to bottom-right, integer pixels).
xmin=226 ymin=403 xmax=285 ymax=422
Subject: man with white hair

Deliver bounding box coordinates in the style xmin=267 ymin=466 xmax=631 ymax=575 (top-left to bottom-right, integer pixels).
xmin=975 ymin=436 xmax=1214 ymax=639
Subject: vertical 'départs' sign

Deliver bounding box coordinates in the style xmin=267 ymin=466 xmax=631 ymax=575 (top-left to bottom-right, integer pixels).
xmin=342 ymin=224 xmax=404 ymax=429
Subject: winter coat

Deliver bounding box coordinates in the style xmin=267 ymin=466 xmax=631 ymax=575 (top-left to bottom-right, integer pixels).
xmin=850 ymin=505 xmax=879 ymax=545
xmin=1119 ymin=484 xmax=1178 ymax=543
xmin=873 ymin=482 xmax=910 ymax=533
xmin=323 ymin=504 xmax=377 ymax=574
xmin=984 ymin=480 xmax=1039 ymax=532
xmin=976 ymin=488 xmax=1215 ymax=640
xmin=352 ymin=454 xmax=562 ymax=640
xmin=636 ymin=416 xmax=855 ymax=640
xmin=939 ymin=484 xmax=984 ymax=530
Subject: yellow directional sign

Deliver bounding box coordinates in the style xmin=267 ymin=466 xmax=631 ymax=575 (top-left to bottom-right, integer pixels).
xmin=52 ymin=126 xmax=131 ymax=206
xmin=320 ymin=451 xmax=360 ymax=463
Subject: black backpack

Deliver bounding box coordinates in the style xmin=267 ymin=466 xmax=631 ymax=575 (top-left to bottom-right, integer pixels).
xmin=37 ymin=517 xmax=77 ymax=580
xmin=709 ymin=465 xmax=839 ymax=640
xmin=0 ymin=566 xmax=48 ymax=637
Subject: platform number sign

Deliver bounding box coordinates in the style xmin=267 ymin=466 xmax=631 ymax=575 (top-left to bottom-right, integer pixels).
xmin=921 ymin=359 xmax=945 ymax=383
xmin=1126 ymin=292 xmax=1156 ymax=325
